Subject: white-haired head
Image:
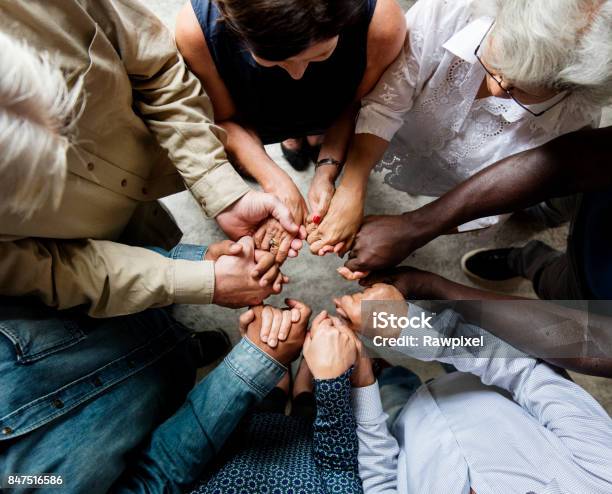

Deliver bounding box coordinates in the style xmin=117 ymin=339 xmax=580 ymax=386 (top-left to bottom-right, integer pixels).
xmin=479 ymin=0 xmax=612 ymax=106
xmin=0 ymin=31 xmax=82 ymax=219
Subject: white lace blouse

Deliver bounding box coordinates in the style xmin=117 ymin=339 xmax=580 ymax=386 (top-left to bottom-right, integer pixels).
xmin=357 ymin=0 xmax=601 ymax=206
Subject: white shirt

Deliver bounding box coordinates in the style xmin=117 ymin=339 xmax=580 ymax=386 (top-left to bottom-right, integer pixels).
xmin=356 ymin=0 xmax=602 ymax=199
xmin=351 ymin=309 xmax=612 ymax=494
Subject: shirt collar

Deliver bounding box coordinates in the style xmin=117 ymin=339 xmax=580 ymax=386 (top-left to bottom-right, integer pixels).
xmin=444 ymin=17 xmax=570 ymax=126
xmin=442 ymin=17 xmax=493 ymax=64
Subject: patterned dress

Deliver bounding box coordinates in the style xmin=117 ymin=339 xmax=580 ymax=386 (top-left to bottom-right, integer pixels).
xmin=189 ymin=371 xmax=362 ymax=494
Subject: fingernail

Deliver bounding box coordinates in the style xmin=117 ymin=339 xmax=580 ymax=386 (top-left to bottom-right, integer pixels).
xmin=261 ymin=335 xmax=268 ymax=342
xmin=312 ymin=215 xmax=321 ymax=225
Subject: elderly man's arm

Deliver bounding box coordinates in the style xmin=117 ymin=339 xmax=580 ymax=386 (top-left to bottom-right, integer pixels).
xmin=88 ymin=0 xmax=250 ymax=217
xmin=0 ymin=239 xmax=214 ymax=317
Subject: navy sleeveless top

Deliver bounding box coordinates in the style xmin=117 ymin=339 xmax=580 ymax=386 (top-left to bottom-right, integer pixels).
xmin=191 ymin=0 xmax=377 ymax=144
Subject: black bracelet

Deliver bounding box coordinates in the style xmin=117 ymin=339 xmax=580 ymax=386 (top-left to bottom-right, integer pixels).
xmin=315 ymin=158 xmax=344 ymax=170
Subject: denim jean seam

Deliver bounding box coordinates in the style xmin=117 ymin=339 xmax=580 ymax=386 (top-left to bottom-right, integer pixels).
xmin=0 ymin=325 xmax=189 ymax=438
xmin=224 ymin=340 xmax=285 ymax=398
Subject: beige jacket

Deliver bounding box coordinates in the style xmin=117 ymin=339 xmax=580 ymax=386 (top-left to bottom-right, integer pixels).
xmin=0 ymin=0 xmax=250 ymax=316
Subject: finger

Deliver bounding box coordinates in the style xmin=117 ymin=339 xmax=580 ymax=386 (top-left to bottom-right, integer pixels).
xmin=288 ymin=249 xmax=298 ymax=258
xmin=290 ymin=238 xmax=303 ymax=251
xmin=239 ymin=309 xmax=255 ymax=335
xmin=260 ymin=306 xmax=273 ymax=343
xmin=290 ymin=307 xmax=301 ymax=323
xmin=333 ymin=242 xmax=345 ymax=254
xmin=260 ymin=264 xmax=279 ymax=287
xmin=285 ymin=298 xmax=313 ymax=320
xmin=267 ymin=309 xmax=283 ymax=347
xmin=253 ymin=226 xmax=267 ymax=249
xmin=336 ymin=266 xmax=361 ymax=281
xmin=318 ymin=245 xmax=335 ymax=256
xmin=264 ymin=194 xmax=299 ymax=235
xmin=309 ymin=239 xmax=327 ymax=254
xmin=344 ymin=257 xmax=367 ymax=273
xmin=314 ymin=191 xmax=333 ymax=219
xmin=278 ymin=309 xmax=292 ymax=341
xmin=238 ymin=236 xmax=255 ymax=258
xmin=359 ymin=271 xmax=391 ymax=287
xmin=272 ymin=272 xmax=285 ymax=293
xmin=261 ymin=228 xmax=275 ymax=252
xmin=276 ymin=234 xmax=291 ymax=264
xmin=330 ymin=315 xmax=350 ymax=331
xmin=298 ymin=224 xmax=307 ymax=240
xmin=305 ymin=221 xmax=318 ymax=236
xmin=253 ymin=250 xmax=276 ymax=279
xmin=309 ymin=310 xmax=329 ymax=333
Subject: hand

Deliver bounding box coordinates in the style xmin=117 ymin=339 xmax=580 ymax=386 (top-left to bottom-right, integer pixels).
xmin=206 ymin=239 xmax=288 ymax=291
xmin=307 ymin=184 xmax=364 ymax=257
xmin=351 ymin=354 xmax=375 ymax=388
xmin=344 ymin=212 xmax=431 ymax=273
xmin=244 ymin=300 xmax=312 ymax=365
xmin=333 ymin=283 xmax=405 ymax=332
xmin=307 ymin=166 xmax=336 ymax=224
xmin=204 ymin=239 xmax=243 ymax=261
xmin=267 ymin=176 xmax=309 ymax=228
xmin=253 ymin=218 xmax=302 ymax=264
xmin=216 ymin=190 xmax=306 ymax=243
xmin=303 ymin=312 xmax=359 ymax=379
xmin=213 ymin=237 xmax=288 ymax=308
xmin=238 ymin=299 xmax=302 ymax=348
xmin=360 ymin=267 xmax=440 ymax=300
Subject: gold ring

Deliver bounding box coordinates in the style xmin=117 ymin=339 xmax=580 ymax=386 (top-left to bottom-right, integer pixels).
xmin=269 ymin=238 xmax=279 ymax=249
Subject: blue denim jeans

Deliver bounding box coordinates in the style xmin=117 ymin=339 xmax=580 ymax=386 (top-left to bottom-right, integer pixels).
xmin=0 ymin=245 xmax=285 ymax=493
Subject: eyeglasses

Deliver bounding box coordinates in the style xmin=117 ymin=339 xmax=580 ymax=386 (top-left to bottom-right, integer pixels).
xmin=474 ymin=22 xmax=568 ymax=117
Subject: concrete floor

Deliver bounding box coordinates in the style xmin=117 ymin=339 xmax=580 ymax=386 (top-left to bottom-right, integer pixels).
xmin=148 ymin=0 xmax=611 ymax=412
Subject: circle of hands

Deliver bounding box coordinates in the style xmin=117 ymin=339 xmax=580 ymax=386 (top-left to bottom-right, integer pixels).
xmin=210 ymin=181 xmax=426 ymax=378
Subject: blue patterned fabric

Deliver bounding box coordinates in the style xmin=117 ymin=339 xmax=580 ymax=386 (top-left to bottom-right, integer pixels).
xmin=190 ymin=370 xmax=362 ymax=494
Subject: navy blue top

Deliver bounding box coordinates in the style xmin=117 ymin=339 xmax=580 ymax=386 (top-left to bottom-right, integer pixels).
xmin=575 ymin=189 xmax=612 ymax=299
xmin=189 ymin=371 xmax=362 ymax=494
xmin=191 ymin=0 xmax=377 ymax=144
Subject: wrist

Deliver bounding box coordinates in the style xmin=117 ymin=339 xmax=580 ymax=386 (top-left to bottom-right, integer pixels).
xmin=260 ymin=166 xmax=291 ymax=192
xmin=336 ymin=179 xmax=367 ymax=203
xmin=314 ymin=163 xmax=340 ymax=182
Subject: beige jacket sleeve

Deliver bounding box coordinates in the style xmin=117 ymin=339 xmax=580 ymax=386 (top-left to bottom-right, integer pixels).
xmin=0 ymin=239 xmax=215 ymax=317
xmin=87 ymin=0 xmax=250 ymax=217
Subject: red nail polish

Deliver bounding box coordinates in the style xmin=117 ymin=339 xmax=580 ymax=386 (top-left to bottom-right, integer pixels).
xmin=313 ymin=215 xmax=321 ymax=225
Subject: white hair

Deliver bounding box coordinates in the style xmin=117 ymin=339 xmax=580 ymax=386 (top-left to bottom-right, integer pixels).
xmin=0 ymin=31 xmax=82 ymax=219
xmin=476 ymin=0 xmax=612 ymax=106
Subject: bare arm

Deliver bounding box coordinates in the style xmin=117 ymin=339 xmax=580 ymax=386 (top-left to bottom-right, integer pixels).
xmin=175 ymin=3 xmax=307 ymax=222
xmin=404 ymin=126 xmax=612 ymax=251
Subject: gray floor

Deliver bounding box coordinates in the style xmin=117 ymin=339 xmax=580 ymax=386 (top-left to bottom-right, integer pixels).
xmin=149 ymin=0 xmax=611 ymax=412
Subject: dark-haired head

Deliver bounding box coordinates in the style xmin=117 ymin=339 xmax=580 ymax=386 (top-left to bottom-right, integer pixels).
xmin=216 ymin=0 xmax=367 ymax=78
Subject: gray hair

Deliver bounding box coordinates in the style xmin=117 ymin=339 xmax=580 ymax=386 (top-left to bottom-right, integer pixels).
xmin=0 ymin=31 xmax=82 ymax=218
xmin=479 ymin=0 xmax=612 ymax=106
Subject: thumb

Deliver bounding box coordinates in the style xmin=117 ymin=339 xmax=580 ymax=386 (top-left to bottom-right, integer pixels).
xmin=344 ymin=256 xmax=366 ymax=273
xmin=313 ymin=191 xmax=332 ymax=220
xmin=262 ymin=193 xmax=299 ymax=235
xmin=237 ymin=236 xmax=255 ymax=259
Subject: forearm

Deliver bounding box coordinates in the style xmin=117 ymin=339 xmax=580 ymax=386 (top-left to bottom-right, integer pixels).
xmin=0 ymin=239 xmax=214 ymax=317
xmin=352 ymin=383 xmax=399 ymax=494
xmin=409 ymin=127 xmax=612 ymax=242
xmin=425 ymin=273 xmax=526 ymax=301
xmin=219 ymin=120 xmax=290 ymax=190
xmin=337 ymin=133 xmax=390 ymax=196
xmin=111 ymin=338 xmax=286 ymax=493
xmin=90 ymin=0 xmax=249 ymax=217
xmin=318 ymin=102 xmax=361 ymax=174
xmin=313 ymin=372 xmax=362 ymax=492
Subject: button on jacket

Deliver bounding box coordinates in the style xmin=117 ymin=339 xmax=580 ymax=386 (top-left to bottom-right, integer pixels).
xmin=0 ymin=0 xmax=251 ymax=316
